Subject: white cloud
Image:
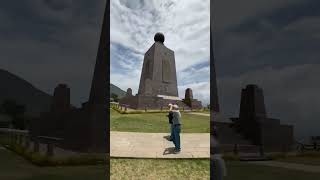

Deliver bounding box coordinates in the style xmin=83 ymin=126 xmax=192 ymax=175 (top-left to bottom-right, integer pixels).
xmin=111 ymin=0 xmax=210 ymax=103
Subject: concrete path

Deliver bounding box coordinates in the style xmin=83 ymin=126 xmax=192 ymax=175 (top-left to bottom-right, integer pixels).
xmin=249 ymin=161 xmax=320 ymax=173
xmin=188 ymin=112 xmax=210 ymax=117
xmin=110 ymin=131 xmax=210 ymax=158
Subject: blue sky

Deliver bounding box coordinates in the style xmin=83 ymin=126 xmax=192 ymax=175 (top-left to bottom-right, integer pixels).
xmin=110 ymin=0 xmax=210 ymax=105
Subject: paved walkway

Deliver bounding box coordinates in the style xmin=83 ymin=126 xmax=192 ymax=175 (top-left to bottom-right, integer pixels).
xmin=249 ymin=161 xmax=320 ymax=173
xmin=188 ymin=112 xmax=210 ymax=117
xmin=110 ymin=131 xmax=210 ymax=158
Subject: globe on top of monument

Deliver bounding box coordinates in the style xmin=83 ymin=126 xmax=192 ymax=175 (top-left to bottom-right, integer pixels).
xmin=154 ymin=32 xmax=165 ymax=43
xmin=119 ymin=33 xmax=202 ymax=110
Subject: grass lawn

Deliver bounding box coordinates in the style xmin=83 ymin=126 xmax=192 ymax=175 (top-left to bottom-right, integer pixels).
xmin=225 ymin=161 xmax=320 ymax=180
xmin=111 ymin=158 xmax=210 ymax=180
xmin=197 ymin=111 xmax=210 ymax=114
xmin=277 ymin=156 xmax=320 ymax=166
xmin=110 ymin=109 xmax=210 ymax=133
xmin=0 ymin=146 xmax=105 ymax=180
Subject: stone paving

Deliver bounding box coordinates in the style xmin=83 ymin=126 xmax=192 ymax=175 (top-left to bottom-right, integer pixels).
xmin=110 ymin=131 xmax=210 ymax=158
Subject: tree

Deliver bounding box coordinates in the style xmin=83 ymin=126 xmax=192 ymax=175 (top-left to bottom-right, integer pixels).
xmin=111 ymin=93 xmax=119 ymax=102
xmin=1 ymin=99 xmax=26 ymax=129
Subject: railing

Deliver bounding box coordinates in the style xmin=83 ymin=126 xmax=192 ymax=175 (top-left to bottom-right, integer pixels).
xmin=0 ymin=128 xmax=63 ymax=157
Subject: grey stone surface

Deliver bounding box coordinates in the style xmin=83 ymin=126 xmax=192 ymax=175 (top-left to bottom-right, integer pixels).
xmin=138 ymin=35 xmax=178 ymax=97
xmin=110 ymin=131 xmax=210 ymax=158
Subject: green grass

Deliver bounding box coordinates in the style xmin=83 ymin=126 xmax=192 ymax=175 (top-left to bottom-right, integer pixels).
xmin=110 ymin=109 xmax=210 ymax=133
xmin=0 ymin=146 xmax=105 ymax=180
xmin=0 ymin=135 xmax=106 ymax=167
xmin=277 ymin=153 xmax=320 ymax=166
xmin=111 ymin=158 xmax=209 ymax=180
xmin=224 ymin=161 xmax=320 ymax=180
xmin=278 ymin=156 xmax=320 ymax=166
xmin=110 ymin=105 xmax=210 ymax=114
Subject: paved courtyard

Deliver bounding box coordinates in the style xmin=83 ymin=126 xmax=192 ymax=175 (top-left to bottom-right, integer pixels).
xmin=110 ymin=131 xmax=210 ymax=158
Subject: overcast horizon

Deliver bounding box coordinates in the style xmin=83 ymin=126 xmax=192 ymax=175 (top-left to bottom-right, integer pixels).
xmin=110 ymin=0 xmax=210 ymax=106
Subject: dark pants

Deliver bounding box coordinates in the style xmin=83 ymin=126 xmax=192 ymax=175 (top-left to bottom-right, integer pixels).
xmin=172 ymin=124 xmax=181 ymax=151
xmin=170 ymin=124 xmax=174 ymax=140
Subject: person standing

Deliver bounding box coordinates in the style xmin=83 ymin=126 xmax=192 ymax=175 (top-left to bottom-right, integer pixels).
xmin=171 ymin=104 xmax=181 ymax=153
xmin=167 ymin=103 xmax=174 ymax=141
xmin=212 ymin=129 xmax=227 ymax=179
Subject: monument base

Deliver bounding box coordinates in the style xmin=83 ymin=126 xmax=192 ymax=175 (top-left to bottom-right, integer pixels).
xmin=212 ymin=113 xmax=294 ymax=152
xmin=119 ymin=95 xmax=199 ymax=110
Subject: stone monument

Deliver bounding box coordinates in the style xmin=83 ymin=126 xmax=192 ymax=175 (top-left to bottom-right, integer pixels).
xmin=120 ymin=33 xmax=202 ymax=110
xmin=210 ymin=25 xmax=220 ymax=113
xmin=51 ymin=84 xmax=70 ymax=113
xmin=138 ymin=32 xmax=178 ymax=97
xmin=29 ymin=2 xmax=109 ymax=153
xmin=126 ymin=88 xmax=133 ymax=97
xmin=232 ymin=84 xmax=293 ymax=151
xmin=182 ymin=88 xmax=202 ymax=109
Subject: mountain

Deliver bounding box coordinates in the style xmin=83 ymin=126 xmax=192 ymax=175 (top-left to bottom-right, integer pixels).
xmin=0 ymin=69 xmax=52 ymax=117
xmin=110 ymin=83 xmax=126 ymax=98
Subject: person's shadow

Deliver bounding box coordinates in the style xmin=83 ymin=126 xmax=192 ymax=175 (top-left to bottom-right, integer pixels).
xmin=163 ymin=147 xmax=176 ymax=155
xmin=163 ymin=136 xmax=175 ymax=155
xmin=163 ymin=135 xmax=172 ymax=141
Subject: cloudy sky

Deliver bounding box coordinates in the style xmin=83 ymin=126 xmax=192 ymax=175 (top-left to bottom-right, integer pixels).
xmin=213 ymin=0 xmax=320 ymax=141
xmin=110 ymin=0 xmax=210 ymax=105
xmin=0 ymin=0 xmax=319 ymax=140
xmin=0 ymin=1 xmax=106 ymax=106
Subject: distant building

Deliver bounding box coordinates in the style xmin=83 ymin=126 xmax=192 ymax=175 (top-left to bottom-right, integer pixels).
xmin=214 ymin=84 xmax=294 ymax=152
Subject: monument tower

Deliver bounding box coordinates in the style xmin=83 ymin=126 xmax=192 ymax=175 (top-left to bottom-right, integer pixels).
xmin=120 ymin=33 xmax=202 ymax=109
xmin=138 ymin=33 xmax=179 ymax=97
xmin=30 ymin=1 xmax=109 ymax=153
